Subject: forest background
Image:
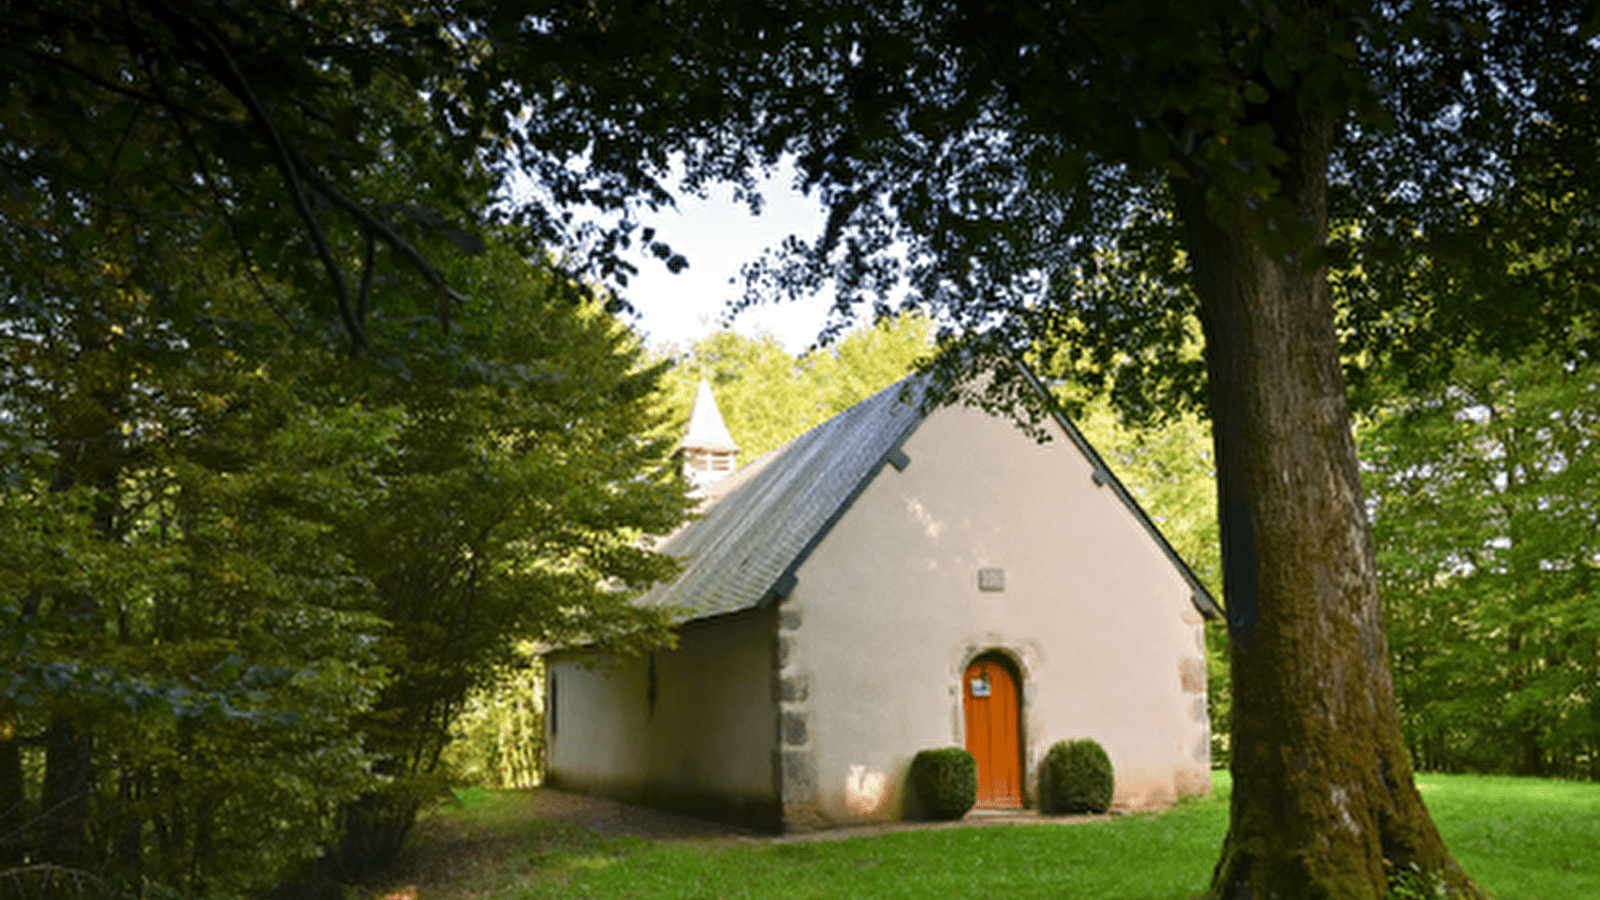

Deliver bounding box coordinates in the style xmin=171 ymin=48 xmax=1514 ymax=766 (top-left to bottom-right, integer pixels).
xmin=3 ymin=1 xmax=1599 ymax=898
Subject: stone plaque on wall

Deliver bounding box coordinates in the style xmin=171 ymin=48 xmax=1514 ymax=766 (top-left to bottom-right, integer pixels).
xmin=977 ymin=567 xmax=1005 ymax=592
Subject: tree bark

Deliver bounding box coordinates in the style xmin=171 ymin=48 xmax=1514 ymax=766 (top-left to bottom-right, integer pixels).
xmin=0 ymin=703 xmax=22 ymax=868
xmin=30 ymin=313 xmax=128 ymax=875
xmin=1171 ymin=96 xmax=1483 ymax=899
xmin=41 ymin=717 xmax=94 ymax=870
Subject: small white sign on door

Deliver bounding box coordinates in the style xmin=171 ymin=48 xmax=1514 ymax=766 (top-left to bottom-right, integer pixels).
xmin=970 ymin=674 xmax=992 ymax=698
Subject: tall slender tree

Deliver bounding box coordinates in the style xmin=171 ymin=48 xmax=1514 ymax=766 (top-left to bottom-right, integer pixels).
xmin=329 ymin=241 xmax=691 ymax=878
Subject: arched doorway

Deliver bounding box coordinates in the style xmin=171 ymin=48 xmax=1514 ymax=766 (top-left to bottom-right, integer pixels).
xmin=963 ymin=655 xmax=1022 ymax=808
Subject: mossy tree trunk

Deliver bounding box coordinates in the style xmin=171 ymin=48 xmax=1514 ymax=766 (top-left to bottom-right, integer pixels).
xmin=1171 ymin=91 xmax=1484 ymax=899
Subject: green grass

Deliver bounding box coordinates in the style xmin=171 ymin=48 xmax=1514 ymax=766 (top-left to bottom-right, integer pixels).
xmin=387 ymin=773 xmax=1600 ymax=900
xmin=1419 ymin=774 xmax=1600 ymax=900
xmin=534 ymin=803 xmax=1225 ymax=900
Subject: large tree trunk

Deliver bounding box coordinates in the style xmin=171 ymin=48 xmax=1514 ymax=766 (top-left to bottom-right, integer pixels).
xmin=1171 ymin=96 xmax=1482 ymax=899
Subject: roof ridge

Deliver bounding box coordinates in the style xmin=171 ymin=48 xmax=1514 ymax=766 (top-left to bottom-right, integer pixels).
xmin=640 ymin=372 xmax=932 ymax=621
xmin=639 ymin=363 xmax=1220 ymax=625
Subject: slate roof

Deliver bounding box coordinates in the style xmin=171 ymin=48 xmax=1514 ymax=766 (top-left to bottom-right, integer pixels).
xmin=639 ymin=367 xmax=1223 ymax=623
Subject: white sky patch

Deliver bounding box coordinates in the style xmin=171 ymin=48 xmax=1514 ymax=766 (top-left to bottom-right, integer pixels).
xmin=613 ymin=173 xmax=835 ymax=354
xmin=501 ymin=157 xmax=837 ymax=354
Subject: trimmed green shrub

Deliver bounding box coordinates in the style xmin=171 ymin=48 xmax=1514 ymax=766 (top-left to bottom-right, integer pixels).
xmin=1043 ymin=738 xmax=1115 ymax=813
xmin=908 ymin=747 xmax=978 ymax=820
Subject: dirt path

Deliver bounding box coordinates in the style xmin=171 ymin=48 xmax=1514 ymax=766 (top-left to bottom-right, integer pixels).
xmin=367 ymin=789 xmax=1109 ymax=899
xmin=517 ymin=788 xmax=763 ymax=842
xmin=522 ymin=788 xmax=1104 ymax=843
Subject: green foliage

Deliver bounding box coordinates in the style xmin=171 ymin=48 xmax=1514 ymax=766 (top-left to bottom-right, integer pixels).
xmin=0 ymin=278 xmax=391 ymax=895
xmin=698 ymin=1 xmax=1600 ymax=411
xmin=0 ymin=0 xmax=772 ymax=355
xmin=1043 ymin=739 xmax=1116 ymax=814
xmin=317 ymin=241 xmax=692 ymax=878
xmin=0 ymin=214 xmax=691 ymax=893
xmin=1 ymin=15 xmax=701 ymax=879
xmin=907 ymin=748 xmax=977 ymax=820
xmin=440 ymin=648 xmax=545 ymax=789
xmin=1361 ymin=348 xmax=1600 ymax=779
xmin=1387 ymin=861 xmax=1449 ymax=900
xmin=660 ymin=316 xmax=933 ymax=461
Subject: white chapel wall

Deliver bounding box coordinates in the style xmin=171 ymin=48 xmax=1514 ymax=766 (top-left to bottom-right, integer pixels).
xmin=779 ymin=400 xmax=1211 ymax=825
xmin=545 ymin=605 xmax=780 ymax=825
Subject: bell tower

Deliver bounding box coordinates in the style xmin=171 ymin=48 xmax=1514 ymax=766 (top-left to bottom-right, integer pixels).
xmin=677 ymin=378 xmax=739 ymax=490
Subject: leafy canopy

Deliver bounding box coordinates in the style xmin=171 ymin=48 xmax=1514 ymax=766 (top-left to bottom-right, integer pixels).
xmin=660 ymin=316 xmax=934 ymax=460
xmin=1362 ymin=348 xmax=1600 ymax=779
xmin=0 ymin=209 xmax=693 ymax=894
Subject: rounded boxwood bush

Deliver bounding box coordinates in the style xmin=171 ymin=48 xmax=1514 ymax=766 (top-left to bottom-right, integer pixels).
xmin=1043 ymin=738 xmax=1114 ymax=814
xmin=908 ymin=747 xmax=977 ymax=820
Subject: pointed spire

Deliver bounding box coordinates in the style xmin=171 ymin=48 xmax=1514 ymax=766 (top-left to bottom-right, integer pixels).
xmin=678 ymin=378 xmax=739 ymax=489
xmin=682 ymin=378 xmax=739 ymax=452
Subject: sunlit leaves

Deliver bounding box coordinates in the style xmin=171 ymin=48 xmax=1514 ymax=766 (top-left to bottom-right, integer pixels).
xmin=326 ymin=241 xmax=694 ymax=874
xmin=658 ymin=316 xmax=933 ymax=461
xmin=1362 ymin=349 xmax=1600 ymax=777
xmin=0 ymin=310 xmax=391 ymax=894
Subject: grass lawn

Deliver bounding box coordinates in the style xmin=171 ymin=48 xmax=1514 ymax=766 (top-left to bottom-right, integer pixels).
xmin=1419 ymin=774 xmax=1600 ymax=900
xmin=376 ymin=773 xmax=1599 ymax=900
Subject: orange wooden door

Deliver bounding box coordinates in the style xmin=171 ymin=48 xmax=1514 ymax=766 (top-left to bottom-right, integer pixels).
xmin=963 ymin=657 xmax=1022 ymax=807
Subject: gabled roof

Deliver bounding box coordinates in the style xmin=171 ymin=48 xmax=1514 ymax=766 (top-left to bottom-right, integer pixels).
xmin=640 ymin=366 xmax=1222 ymax=623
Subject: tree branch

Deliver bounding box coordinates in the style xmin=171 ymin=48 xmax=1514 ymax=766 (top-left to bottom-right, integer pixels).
xmin=282 ymin=151 xmax=468 ymax=334
xmin=140 ymin=50 xmax=302 ymax=333
xmin=358 ymin=229 xmax=375 ymax=326
xmin=138 ymin=0 xmax=368 ymax=355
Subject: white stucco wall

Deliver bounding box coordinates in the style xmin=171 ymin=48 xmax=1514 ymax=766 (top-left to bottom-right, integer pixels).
xmin=545 ymin=606 xmax=780 ymax=826
xmin=776 ymin=401 xmax=1212 ymax=825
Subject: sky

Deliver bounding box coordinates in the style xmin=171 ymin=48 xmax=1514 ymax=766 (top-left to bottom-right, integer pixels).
xmin=610 ymin=173 xmax=836 ymax=355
